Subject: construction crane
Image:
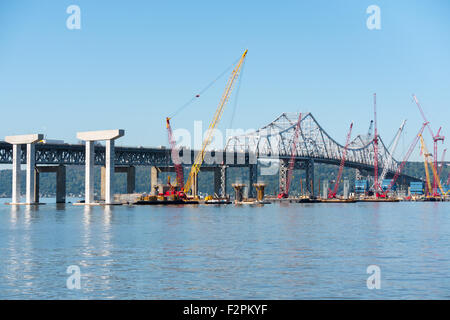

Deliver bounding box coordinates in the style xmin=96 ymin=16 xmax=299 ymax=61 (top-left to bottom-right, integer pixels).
xmin=419 ymin=134 xmax=448 ymax=197
xmin=438 ymin=148 xmax=447 ymax=181
xmin=412 ymin=94 xmax=445 ymax=196
xmin=183 ymin=49 xmax=248 ymax=197
xmin=383 ymin=122 xmax=428 ymax=195
xmin=372 ymin=93 xmax=382 ymax=194
xmin=419 ymin=134 xmax=433 ymax=196
xmin=328 ymin=122 xmax=353 ymax=198
xmin=378 ymin=120 xmax=406 ymax=189
xmin=278 ymin=113 xmax=302 ymax=199
xmin=165 ymin=117 xmax=185 ymax=194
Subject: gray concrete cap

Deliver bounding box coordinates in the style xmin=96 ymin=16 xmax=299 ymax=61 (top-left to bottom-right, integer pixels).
xmin=77 ymin=129 xmax=125 ymax=141
xmin=5 ymin=134 xmax=44 ymax=144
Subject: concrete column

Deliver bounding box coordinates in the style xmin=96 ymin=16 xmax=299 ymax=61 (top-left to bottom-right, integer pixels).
xmin=34 ymin=168 xmax=40 ymax=203
xmin=127 ymin=166 xmax=135 ymax=194
xmin=85 ymin=141 xmax=95 ymax=204
xmin=305 ymin=159 xmax=314 ymax=196
xmin=5 ymin=134 xmax=43 ymax=205
xmin=26 ymin=143 xmax=36 ymax=204
xmin=322 ymin=180 xmax=329 ymax=199
xmin=248 ymin=164 xmax=257 ymax=198
xmin=343 ymin=180 xmax=349 ymax=199
xmin=77 ymin=129 xmax=124 ymax=205
xmin=192 ymin=172 xmax=198 ymax=198
xmin=151 ymin=166 xmax=159 ymax=195
xmin=12 ymin=144 xmax=21 ymax=204
xmin=101 ymin=166 xmax=106 ymax=200
xmin=56 ymin=165 xmax=66 ymax=203
xmin=105 ymin=139 xmax=114 ymax=204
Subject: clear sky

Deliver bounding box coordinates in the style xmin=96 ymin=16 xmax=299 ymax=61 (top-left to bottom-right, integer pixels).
xmin=1 ymin=0 xmax=449 ymax=161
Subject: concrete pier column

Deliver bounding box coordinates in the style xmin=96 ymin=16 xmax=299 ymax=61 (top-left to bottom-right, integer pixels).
xmin=77 ymin=129 xmax=124 ymax=205
xmin=5 ymin=134 xmax=43 ymax=205
xmin=232 ymin=183 xmax=246 ymax=202
xmin=12 ymin=144 xmax=21 ymax=204
xmin=56 ymin=165 xmax=66 ymax=203
xmin=305 ymin=159 xmax=314 ymax=196
xmin=105 ymin=139 xmax=114 ymax=204
xmin=192 ymin=172 xmax=198 ymax=198
xmin=322 ymin=180 xmax=329 ymax=199
xmin=343 ymin=180 xmax=349 ymax=199
xmin=126 ymin=166 xmax=135 ymax=194
xmin=248 ymin=164 xmax=257 ymax=199
xmin=151 ymin=166 xmax=159 ymax=195
xmin=26 ymin=143 xmax=36 ymax=204
xmin=85 ymin=141 xmax=95 ymax=204
xmin=34 ymin=168 xmax=40 ymax=203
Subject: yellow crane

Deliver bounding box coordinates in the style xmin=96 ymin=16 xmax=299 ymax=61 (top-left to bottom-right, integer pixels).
xmin=419 ymin=134 xmax=448 ymax=197
xmin=183 ymin=49 xmax=248 ymax=197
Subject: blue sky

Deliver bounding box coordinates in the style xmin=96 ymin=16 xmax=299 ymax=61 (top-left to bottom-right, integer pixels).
xmin=1 ymin=0 xmax=449 ymax=161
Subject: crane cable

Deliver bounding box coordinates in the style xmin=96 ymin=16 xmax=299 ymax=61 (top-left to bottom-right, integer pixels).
xmin=228 ymin=58 xmax=246 ymax=129
xmin=168 ymin=56 xmax=242 ymax=120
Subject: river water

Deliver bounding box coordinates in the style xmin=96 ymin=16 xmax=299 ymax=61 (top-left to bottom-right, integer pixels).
xmin=0 ymin=198 xmax=448 ymax=299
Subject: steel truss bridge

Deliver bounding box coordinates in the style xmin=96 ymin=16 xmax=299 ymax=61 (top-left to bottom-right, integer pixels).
xmin=0 ymin=112 xmax=420 ymax=197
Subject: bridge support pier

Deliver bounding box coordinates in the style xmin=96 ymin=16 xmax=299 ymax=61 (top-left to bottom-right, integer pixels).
xmin=279 ymin=159 xmax=288 ymax=195
xmin=101 ymin=166 xmax=135 ymax=199
xmin=5 ymin=134 xmax=43 ymax=204
xmin=305 ymin=159 xmax=314 ymax=196
xmin=34 ymin=165 xmax=66 ymax=203
xmin=220 ymin=165 xmax=227 ymax=197
xmin=77 ymin=130 xmax=124 ymax=205
xmin=322 ymin=180 xmax=329 ymax=199
xmin=248 ymin=164 xmax=257 ymax=198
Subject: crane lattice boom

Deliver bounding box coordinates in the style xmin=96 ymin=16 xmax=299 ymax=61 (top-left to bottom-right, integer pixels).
xmin=183 ymin=49 xmax=248 ymax=196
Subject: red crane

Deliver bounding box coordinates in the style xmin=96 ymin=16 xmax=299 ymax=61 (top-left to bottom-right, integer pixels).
xmin=383 ymin=122 xmax=428 ymax=195
xmin=412 ymin=95 xmax=445 ymax=196
xmin=278 ymin=113 xmax=302 ymax=199
xmin=438 ymin=148 xmax=447 ymax=180
xmin=328 ymin=122 xmax=353 ymax=198
xmin=372 ymin=93 xmax=382 ymax=195
xmin=166 ymin=117 xmax=185 ymax=195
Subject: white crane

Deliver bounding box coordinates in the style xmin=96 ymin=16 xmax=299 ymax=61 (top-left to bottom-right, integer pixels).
xmin=379 ymin=120 xmax=406 ymax=183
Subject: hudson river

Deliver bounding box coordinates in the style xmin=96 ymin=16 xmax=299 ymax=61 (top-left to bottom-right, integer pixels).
xmin=0 ymin=199 xmax=448 ymax=299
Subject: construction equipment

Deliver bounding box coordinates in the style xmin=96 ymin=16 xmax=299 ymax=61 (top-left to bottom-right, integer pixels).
xmin=438 ymin=148 xmax=447 ymax=181
xmin=183 ymin=49 xmax=248 ymax=197
xmin=278 ymin=113 xmax=302 ymax=199
xmin=419 ymin=134 xmax=448 ymax=197
xmin=328 ymin=122 xmax=353 ymax=198
xmin=372 ymin=93 xmax=382 ymax=193
xmin=378 ymin=120 xmax=406 ymax=189
xmin=383 ymin=122 xmax=428 ymax=195
xmin=166 ymin=117 xmax=185 ymax=196
xmin=412 ymin=94 xmax=445 ymax=196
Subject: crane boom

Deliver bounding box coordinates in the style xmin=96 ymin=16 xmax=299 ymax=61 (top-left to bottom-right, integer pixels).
xmin=278 ymin=113 xmax=302 ymax=198
xmin=419 ymin=134 xmax=448 ymax=196
xmin=384 ymin=122 xmax=428 ymax=194
xmin=166 ymin=117 xmax=185 ymax=189
xmin=328 ymin=122 xmax=353 ymax=198
xmin=373 ymin=94 xmax=381 ymax=193
xmin=379 ymin=120 xmax=406 ymax=183
xmin=183 ymin=49 xmax=248 ymax=196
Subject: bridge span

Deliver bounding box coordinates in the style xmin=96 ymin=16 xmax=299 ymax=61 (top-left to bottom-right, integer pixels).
xmin=1 ymin=112 xmax=421 ymax=204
